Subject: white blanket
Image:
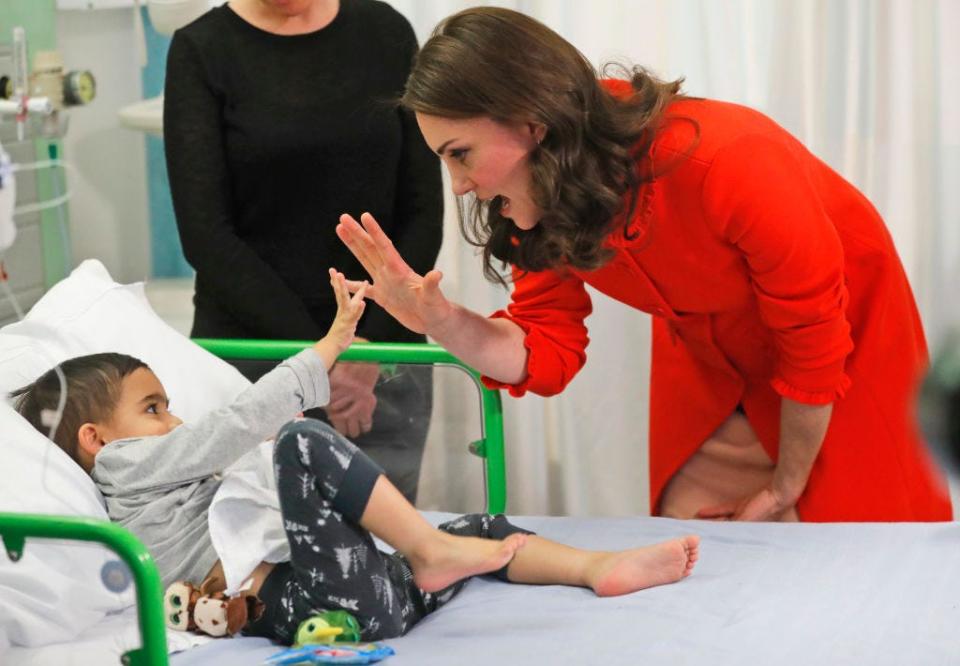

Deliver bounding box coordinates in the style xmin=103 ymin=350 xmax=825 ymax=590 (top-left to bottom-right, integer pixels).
xmin=208 ymin=441 xmax=290 ymax=594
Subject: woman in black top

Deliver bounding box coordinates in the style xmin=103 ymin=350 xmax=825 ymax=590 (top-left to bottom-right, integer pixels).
xmin=164 ymin=0 xmax=442 ymax=502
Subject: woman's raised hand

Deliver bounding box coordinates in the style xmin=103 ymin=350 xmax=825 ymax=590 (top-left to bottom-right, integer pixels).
xmin=336 ymin=212 xmax=452 ymax=335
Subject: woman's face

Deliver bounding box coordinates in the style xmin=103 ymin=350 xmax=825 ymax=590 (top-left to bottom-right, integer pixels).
xmin=416 ymin=113 xmax=545 ymax=230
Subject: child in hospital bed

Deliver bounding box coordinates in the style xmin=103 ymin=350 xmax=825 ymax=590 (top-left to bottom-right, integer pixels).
xmin=10 ymin=269 xmax=699 ymax=644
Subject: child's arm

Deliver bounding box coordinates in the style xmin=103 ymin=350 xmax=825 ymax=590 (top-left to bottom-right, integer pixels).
xmin=93 ymin=270 xmax=367 ymax=494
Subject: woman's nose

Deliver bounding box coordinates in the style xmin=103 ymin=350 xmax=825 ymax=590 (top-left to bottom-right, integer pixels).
xmin=451 ymin=173 xmax=475 ymax=197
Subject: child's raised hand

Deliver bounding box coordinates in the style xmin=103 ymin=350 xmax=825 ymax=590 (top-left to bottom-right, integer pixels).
xmin=312 ymin=269 xmax=367 ymax=370
xmin=326 ymin=268 xmax=367 ymax=353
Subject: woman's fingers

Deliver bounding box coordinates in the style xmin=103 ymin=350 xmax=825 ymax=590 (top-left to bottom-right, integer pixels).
xmin=337 ymin=214 xmax=382 ymax=277
xmin=359 ymin=212 xmax=405 ymax=269
xmin=344 ymin=278 xmax=378 ymax=302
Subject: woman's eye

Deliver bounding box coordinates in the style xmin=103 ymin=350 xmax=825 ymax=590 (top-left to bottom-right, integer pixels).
xmin=147 ymin=404 xmax=158 ymax=414
xmin=449 ymin=148 xmax=468 ymax=163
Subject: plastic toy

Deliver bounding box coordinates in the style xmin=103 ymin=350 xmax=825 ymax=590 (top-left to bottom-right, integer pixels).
xmin=262 ymin=642 xmax=395 ymax=665
xmin=294 ymin=611 xmax=362 ymax=646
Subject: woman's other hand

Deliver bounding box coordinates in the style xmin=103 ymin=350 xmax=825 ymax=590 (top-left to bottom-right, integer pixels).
xmin=336 ymin=212 xmax=453 ymax=336
xmin=326 ymin=361 xmax=379 ymax=439
xmin=695 ymin=485 xmax=799 ymax=522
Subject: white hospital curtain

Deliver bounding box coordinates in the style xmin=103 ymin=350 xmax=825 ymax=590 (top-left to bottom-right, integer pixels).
xmin=393 ymin=0 xmax=960 ymax=516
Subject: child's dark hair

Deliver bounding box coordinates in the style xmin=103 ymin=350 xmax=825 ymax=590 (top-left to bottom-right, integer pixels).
xmin=9 ymin=353 xmax=149 ymax=463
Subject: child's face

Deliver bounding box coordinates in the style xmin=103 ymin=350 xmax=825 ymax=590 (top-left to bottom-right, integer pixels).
xmin=98 ymin=368 xmax=182 ymax=443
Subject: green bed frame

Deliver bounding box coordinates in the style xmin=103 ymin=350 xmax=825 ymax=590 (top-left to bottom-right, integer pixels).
xmin=0 ymin=340 xmax=507 ymax=666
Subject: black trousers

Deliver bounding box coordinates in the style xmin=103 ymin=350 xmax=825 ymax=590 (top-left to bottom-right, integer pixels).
xmin=244 ymin=418 xmax=531 ymax=643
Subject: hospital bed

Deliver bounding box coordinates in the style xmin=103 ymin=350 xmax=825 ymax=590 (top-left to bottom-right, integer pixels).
xmin=5 ymin=342 xmax=960 ymax=666
xmin=2 ymin=262 xmax=959 ymax=665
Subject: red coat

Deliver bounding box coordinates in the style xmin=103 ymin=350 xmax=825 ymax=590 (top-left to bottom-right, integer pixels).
xmin=484 ymin=91 xmax=952 ymax=521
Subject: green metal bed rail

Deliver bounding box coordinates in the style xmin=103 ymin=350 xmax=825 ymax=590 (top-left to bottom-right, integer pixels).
xmin=0 ymin=512 xmax=168 ymax=666
xmin=0 ymin=340 xmax=506 ymax=666
xmin=193 ymin=338 xmax=508 ymax=514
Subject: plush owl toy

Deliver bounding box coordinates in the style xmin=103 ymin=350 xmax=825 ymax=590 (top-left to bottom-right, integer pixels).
xmin=164 ymin=579 xmax=265 ymax=638
xmin=163 ymin=581 xmax=203 ymax=632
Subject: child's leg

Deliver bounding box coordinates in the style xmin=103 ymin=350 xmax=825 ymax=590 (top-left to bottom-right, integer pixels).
xmin=435 ymin=514 xmax=699 ymax=596
xmin=268 ymin=418 xmax=414 ymax=641
xmin=268 ymin=418 xmax=526 ymax=640
xmin=504 ymin=533 xmax=700 ymax=597
xmin=358 ymin=478 xmax=527 ymax=593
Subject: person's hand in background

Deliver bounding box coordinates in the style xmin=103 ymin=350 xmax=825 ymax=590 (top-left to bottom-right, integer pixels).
xmin=327 ymin=356 xmax=379 ymax=439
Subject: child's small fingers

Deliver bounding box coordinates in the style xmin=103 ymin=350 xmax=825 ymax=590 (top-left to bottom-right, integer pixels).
xmin=330 ymin=270 xmax=346 ymax=308
xmin=338 ymin=273 xmax=354 ymax=303
xmin=337 ymin=273 xmax=351 ymax=304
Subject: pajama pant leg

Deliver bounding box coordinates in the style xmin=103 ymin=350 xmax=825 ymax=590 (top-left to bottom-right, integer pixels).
xmin=262 ymin=418 xmax=415 ymax=642
xmin=251 ymin=418 xmax=536 ymax=641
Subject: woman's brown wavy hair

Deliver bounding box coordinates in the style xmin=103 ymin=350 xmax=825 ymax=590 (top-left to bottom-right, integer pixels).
xmin=400 ymin=6 xmax=687 ymax=283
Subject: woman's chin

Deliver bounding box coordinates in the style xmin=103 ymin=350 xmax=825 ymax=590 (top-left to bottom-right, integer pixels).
xmin=510 ymin=217 xmax=539 ymax=231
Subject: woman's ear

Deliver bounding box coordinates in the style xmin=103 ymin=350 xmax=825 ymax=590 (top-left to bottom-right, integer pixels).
xmin=528 ymin=122 xmax=547 ymax=145
xmin=76 ymin=423 xmax=106 ymax=459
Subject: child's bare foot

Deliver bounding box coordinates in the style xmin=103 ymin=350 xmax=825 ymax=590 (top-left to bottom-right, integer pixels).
xmin=589 ymin=535 xmax=700 ymax=597
xmin=408 ymin=532 xmax=528 ymax=593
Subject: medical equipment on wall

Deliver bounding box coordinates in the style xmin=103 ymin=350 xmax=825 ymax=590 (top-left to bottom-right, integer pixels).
xmin=0 ymin=26 xmax=96 ymax=143
xmin=0 ymin=25 xmax=83 ymax=265
xmin=0 ymin=52 xmax=97 ymax=110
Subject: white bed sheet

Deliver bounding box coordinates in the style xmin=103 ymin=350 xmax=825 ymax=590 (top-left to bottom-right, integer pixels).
xmin=168 ymin=513 xmax=960 ymax=666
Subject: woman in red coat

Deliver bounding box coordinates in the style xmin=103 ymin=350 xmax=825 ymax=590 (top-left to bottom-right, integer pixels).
xmin=337 ymin=7 xmax=951 ymax=521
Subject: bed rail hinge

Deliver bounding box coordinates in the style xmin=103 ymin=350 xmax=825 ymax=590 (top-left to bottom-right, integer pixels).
xmin=468 ymin=438 xmax=487 ymax=457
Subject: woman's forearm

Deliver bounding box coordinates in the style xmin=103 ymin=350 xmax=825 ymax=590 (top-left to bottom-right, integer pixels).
xmin=429 ymin=303 xmax=529 ymax=384
xmin=773 ymin=398 xmax=833 ymax=503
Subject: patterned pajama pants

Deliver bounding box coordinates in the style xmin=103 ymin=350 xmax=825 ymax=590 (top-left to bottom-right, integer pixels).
xmin=244 ymin=417 xmax=531 ymax=644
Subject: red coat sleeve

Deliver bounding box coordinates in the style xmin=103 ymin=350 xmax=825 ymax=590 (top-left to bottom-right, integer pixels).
xmin=481 ymin=267 xmax=592 ymax=397
xmin=701 ymin=133 xmax=854 ymax=404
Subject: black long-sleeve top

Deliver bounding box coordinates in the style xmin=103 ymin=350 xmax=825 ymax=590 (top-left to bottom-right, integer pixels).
xmin=163 ymin=0 xmax=442 ymax=343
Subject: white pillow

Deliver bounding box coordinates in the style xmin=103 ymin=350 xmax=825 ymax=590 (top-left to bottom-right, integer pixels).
xmin=0 ymin=259 xmax=249 ymax=418
xmin=0 ymin=401 xmax=128 ymax=646
xmin=0 ymin=259 xmax=250 ymax=647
